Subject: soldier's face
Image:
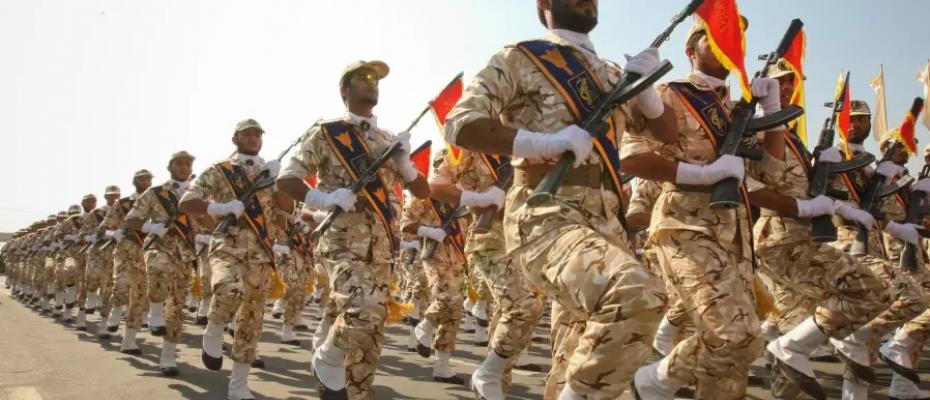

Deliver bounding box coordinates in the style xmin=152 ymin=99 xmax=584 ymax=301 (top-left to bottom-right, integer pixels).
xmin=134 ymin=176 xmax=152 ymax=192
xmin=104 ymin=194 xmax=119 ymax=205
xmin=233 ymin=129 xmax=264 ymax=155
xmin=689 ymin=34 xmax=728 ymax=78
xmin=776 ymin=74 xmax=796 ymax=108
xmin=343 ymin=70 xmax=380 ymax=107
xmin=81 ymin=198 xmax=96 ymax=212
xmin=168 ymin=159 xmax=193 ymax=181
xmin=544 ymin=0 xmax=598 ymax=33
xmin=849 ymin=115 xmax=871 ymax=144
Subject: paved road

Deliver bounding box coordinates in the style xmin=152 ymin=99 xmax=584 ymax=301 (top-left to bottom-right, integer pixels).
xmin=2 ymin=275 xmax=930 ymax=399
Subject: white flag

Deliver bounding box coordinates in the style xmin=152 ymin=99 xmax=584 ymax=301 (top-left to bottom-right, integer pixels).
xmin=870 ymin=65 xmax=888 ymax=141
xmin=919 ymin=61 xmax=930 ymax=130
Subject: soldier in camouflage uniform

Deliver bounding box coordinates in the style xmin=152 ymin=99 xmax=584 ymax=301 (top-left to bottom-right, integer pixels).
xmin=400 ymin=194 xmax=467 ymax=385
xmin=72 ymin=193 xmax=103 ymax=331
xmin=124 ymin=151 xmax=198 ymax=376
xmin=276 ymin=59 xmax=430 ymax=399
xmin=55 ymin=204 xmax=85 ymax=323
xmin=398 ymin=225 xmax=429 ymax=352
xmin=271 ymin=214 xmax=314 ymax=346
xmin=428 ymin=147 xmax=544 ymax=398
xmin=621 ymin=18 xmax=768 ymax=399
xmin=79 ymin=186 xmax=121 ymax=334
xmin=99 ymin=169 xmax=152 ymax=347
xmin=445 ymin=2 xmax=676 ymax=398
xmin=180 ymin=119 xmax=288 ymax=400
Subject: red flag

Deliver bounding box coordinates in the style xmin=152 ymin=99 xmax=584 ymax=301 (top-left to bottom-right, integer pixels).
xmin=834 ymin=72 xmax=852 ymax=157
xmin=781 ymin=28 xmax=807 ymax=144
xmin=428 ymin=73 xmax=464 ymax=164
xmin=695 ymin=0 xmax=751 ymax=101
xmin=410 ymin=140 xmax=432 ymax=177
xmin=891 ymin=97 xmax=924 ymax=155
xmin=304 ymin=176 xmax=317 ymax=188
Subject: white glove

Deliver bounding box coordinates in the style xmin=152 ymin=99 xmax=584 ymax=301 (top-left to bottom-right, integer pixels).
xmin=751 ymin=77 xmax=781 ymax=116
xmin=389 ymin=131 xmax=419 ymax=182
xmin=262 ymin=159 xmax=281 ymax=179
xmin=834 ymin=202 xmax=876 ymax=229
xmin=207 ymin=200 xmax=245 ymax=218
xmin=311 ymin=210 xmax=330 ymax=223
xmin=83 ymin=234 xmax=98 ymax=243
xmin=141 ymin=222 xmax=169 ymax=238
xmin=194 ymin=234 xmax=211 ymax=245
xmin=272 ymin=244 xmax=290 ymax=255
xmin=106 ymin=229 xmax=124 ymax=241
xmin=399 ymin=240 xmax=419 ymax=250
xmin=460 ymin=187 xmax=506 ymax=209
xmin=512 ymin=126 xmax=593 ymax=168
xmin=885 ymin=221 xmax=922 ymax=246
xmin=675 ymin=155 xmax=745 ymax=185
xmin=305 ymin=188 xmax=357 ymax=212
xmin=417 ymin=226 xmax=447 ymax=243
xmin=913 ymin=178 xmax=930 ymax=194
xmin=796 ymin=195 xmax=835 ymax=218
xmin=63 ymin=234 xmax=78 ymax=243
xmin=875 ymin=161 xmax=905 ymax=184
xmin=293 ymin=220 xmax=311 ymax=234
xmin=623 ymin=48 xmax=664 ymax=119
xmin=817 ymin=147 xmax=843 ymax=163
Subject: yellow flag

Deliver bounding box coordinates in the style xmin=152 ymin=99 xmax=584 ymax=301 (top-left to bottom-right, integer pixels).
xmin=870 ymin=65 xmax=889 ymax=141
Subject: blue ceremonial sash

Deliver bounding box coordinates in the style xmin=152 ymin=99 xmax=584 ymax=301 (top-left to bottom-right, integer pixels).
xmin=215 ymin=161 xmax=273 ymax=256
xmin=152 ymin=186 xmax=195 ymax=249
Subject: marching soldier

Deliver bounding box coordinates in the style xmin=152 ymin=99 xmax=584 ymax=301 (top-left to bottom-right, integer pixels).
xmin=56 ymin=204 xmax=85 ymax=323
xmin=179 ymin=118 xmax=288 ymax=400
xmin=271 ymin=214 xmax=314 ymax=346
xmin=275 ymin=59 xmax=430 ymax=399
xmin=621 ymin=17 xmax=766 ymax=399
xmin=124 ymin=151 xmax=198 ymax=376
xmin=73 ymin=193 xmax=101 ymax=330
xmin=82 ymin=185 xmax=121 ymax=335
xmin=99 ymin=169 xmax=153 ymax=344
xmin=445 ymin=2 xmax=675 ymax=398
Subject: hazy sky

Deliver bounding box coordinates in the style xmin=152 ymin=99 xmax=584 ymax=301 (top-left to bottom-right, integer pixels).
xmin=1 ymin=0 xmax=928 ymax=232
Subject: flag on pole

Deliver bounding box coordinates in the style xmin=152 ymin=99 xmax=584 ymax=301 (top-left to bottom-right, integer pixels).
xmin=890 ymin=97 xmax=924 ymax=156
xmin=834 ymin=71 xmax=852 ymax=157
xmin=428 ymin=73 xmax=465 ymax=164
xmin=781 ymin=26 xmax=807 ymax=144
xmin=869 ymin=65 xmax=889 ymax=141
xmin=695 ymin=0 xmax=752 ymax=101
xmin=918 ymin=61 xmax=930 ymax=130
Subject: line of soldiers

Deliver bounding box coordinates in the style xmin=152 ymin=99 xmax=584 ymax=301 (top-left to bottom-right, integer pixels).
xmin=4 ymin=2 xmax=930 ymax=400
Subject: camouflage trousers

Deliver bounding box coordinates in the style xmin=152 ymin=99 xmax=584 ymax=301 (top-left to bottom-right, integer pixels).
xmin=278 ymin=254 xmax=311 ymax=325
xmin=401 ymin=258 xmax=428 ymax=318
xmin=506 ymin=204 xmax=665 ymax=400
xmin=207 ymin=251 xmax=271 ymax=364
xmin=111 ymin=241 xmax=148 ymax=329
xmin=58 ymin=252 xmax=82 ymax=294
xmin=144 ymin=249 xmax=192 ymax=343
xmin=421 ymin=248 xmax=465 ymax=353
xmin=84 ymin=248 xmax=112 ymax=308
xmin=324 ymin=255 xmax=391 ymax=400
xmin=198 ymin=251 xmax=212 ymax=299
xmin=899 ymin=307 xmax=930 ymax=367
xmin=653 ymin=229 xmax=763 ymax=400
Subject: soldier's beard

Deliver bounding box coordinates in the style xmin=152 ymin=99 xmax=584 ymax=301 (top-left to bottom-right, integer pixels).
xmin=550 ymin=1 xmax=598 ymax=34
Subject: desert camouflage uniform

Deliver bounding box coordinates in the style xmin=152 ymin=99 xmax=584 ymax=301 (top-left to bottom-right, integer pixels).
xmin=126 ymin=181 xmax=198 ymax=343
xmin=56 ymin=212 xmax=85 ymax=308
xmin=79 ymin=207 xmax=109 ymax=313
xmin=183 ymin=156 xmax=282 ymax=365
xmin=445 ymin=31 xmax=666 ymax=399
xmin=400 ymin=197 xmax=466 ymax=354
xmin=279 ymin=113 xmax=410 ymax=399
xmin=277 ymin=224 xmax=314 ymax=326
xmin=104 ymin=194 xmax=148 ymax=330
xmin=622 ymin=72 xmax=763 ymax=399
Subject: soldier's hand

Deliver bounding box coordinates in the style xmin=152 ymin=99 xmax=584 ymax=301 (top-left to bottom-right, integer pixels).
xmin=272 ymin=244 xmax=290 ymax=255
xmin=207 ymin=200 xmax=246 ymax=218
xmin=796 ymin=195 xmax=835 ymax=218
xmin=399 ymin=240 xmax=419 ymax=251
xmin=327 ymin=188 xmax=358 ymax=212
xmin=834 ymin=201 xmax=876 ymax=229
xmin=390 ymin=131 xmax=419 ymax=182
xmin=141 ymin=222 xmax=169 ymax=238
xmin=106 ymin=229 xmax=125 ymax=241
xmin=63 ymin=234 xmax=79 ymax=243
xmin=751 ymin=77 xmax=781 ymax=115
xmin=194 ymin=234 xmax=211 ymax=245
xmin=263 ymin=159 xmax=281 ymax=179
xmin=885 ymin=221 xmax=922 ymax=246
xmin=512 ymin=126 xmax=593 ymax=168
xmin=817 ymin=147 xmax=843 ymax=164
xmin=875 ymin=161 xmax=905 ymax=184
xmin=417 ymin=226 xmax=447 ymax=243
xmin=624 ymin=47 xmax=664 ymax=119
xmin=460 ymin=187 xmax=506 ymax=209
xmin=676 ymin=155 xmax=745 ymax=186
xmin=84 ymin=234 xmax=98 ymax=243
xmin=914 ymin=178 xmax=930 ymax=194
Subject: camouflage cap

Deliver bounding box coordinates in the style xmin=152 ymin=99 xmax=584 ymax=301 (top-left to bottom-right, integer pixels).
xmin=234 ymin=118 xmax=264 ymax=134
xmin=45 ymin=214 xmax=56 ymax=223
xmin=56 ymin=211 xmax=67 ymax=218
xmin=82 ymin=193 xmax=96 ymax=201
xmin=104 ymin=185 xmax=121 ymax=195
xmin=169 ymin=150 xmax=195 ymax=164
xmin=134 ymin=169 xmax=153 ymax=179
xmin=68 ymin=205 xmax=82 ymax=215
xmin=686 ymin=15 xmax=749 ymax=45
xmin=340 ymin=60 xmax=390 ymax=86
xmin=850 ymin=100 xmax=871 ymax=116
xmin=924 ymin=144 xmax=930 ymax=156
xmin=769 ymin=58 xmax=805 ymax=80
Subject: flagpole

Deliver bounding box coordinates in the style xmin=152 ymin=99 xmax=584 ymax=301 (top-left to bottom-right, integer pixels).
xmin=404 ymin=71 xmax=465 ymax=133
